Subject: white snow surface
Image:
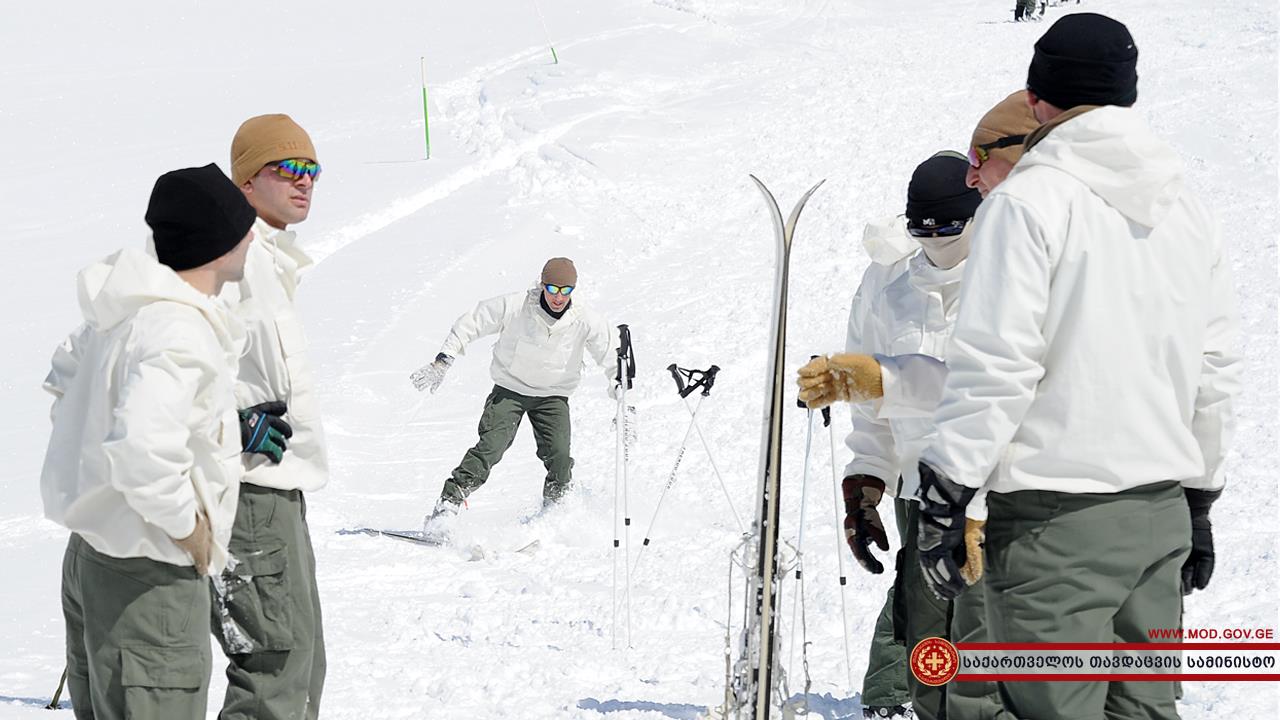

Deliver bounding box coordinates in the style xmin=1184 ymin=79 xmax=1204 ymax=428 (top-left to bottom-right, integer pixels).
xmin=2 ymin=0 xmax=1277 ymax=718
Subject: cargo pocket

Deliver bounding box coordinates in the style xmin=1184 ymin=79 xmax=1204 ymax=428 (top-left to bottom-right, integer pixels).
xmin=121 ymin=645 xmax=208 ymax=717
xmin=219 ymin=545 xmax=293 ymax=653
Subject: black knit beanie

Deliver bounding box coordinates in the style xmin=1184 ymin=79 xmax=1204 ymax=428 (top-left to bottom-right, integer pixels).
xmin=1027 ymin=13 xmax=1138 ymax=109
xmin=905 ymin=152 xmax=982 ymax=229
xmin=145 ymin=164 xmax=257 ymax=271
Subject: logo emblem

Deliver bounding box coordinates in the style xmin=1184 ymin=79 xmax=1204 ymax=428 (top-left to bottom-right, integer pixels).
xmin=910 ymin=637 xmax=959 ymax=686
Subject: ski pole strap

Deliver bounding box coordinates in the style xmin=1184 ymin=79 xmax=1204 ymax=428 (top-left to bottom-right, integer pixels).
xmin=667 ymin=364 xmax=720 ymax=398
xmin=821 ymin=406 xmax=831 ymax=427
xmin=616 ymin=324 xmax=636 ymax=390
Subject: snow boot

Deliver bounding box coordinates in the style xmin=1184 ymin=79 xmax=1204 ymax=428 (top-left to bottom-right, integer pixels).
xmin=422 ymin=496 xmax=461 ymax=542
xmin=864 ymin=705 xmax=914 ymax=719
xmin=865 ymin=702 xmax=916 ymax=712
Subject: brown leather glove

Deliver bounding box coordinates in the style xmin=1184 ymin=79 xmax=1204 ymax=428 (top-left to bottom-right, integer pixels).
xmin=843 ymin=475 xmax=891 ymax=574
xmin=796 ymin=353 xmax=883 ymax=409
xmin=174 ymin=512 xmax=212 ymax=576
xmin=960 ymin=518 xmax=986 ymax=586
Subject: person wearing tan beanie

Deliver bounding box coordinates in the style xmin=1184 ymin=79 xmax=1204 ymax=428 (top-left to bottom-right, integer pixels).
xmin=212 ymin=113 xmax=329 ymax=720
xmin=411 ymin=257 xmax=617 ymax=531
xmin=965 ymin=90 xmax=1040 ymax=197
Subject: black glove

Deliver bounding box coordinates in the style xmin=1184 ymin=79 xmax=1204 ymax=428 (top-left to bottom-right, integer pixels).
xmin=1182 ymin=487 xmax=1222 ymax=595
xmin=916 ymin=461 xmax=977 ymax=601
xmin=239 ymin=401 xmax=293 ymax=464
xmin=843 ymin=474 xmax=891 ymax=574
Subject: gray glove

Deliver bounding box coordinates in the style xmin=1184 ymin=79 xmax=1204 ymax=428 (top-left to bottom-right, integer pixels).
xmin=410 ymin=353 xmax=454 ymax=393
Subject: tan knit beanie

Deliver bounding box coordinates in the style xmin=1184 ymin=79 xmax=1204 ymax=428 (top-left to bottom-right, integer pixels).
xmin=970 ymin=91 xmax=1041 ymax=166
xmin=541 ymin=257 xmax=577 ymax=286
xmin=230 ymin=114 xmax=317 ymax=186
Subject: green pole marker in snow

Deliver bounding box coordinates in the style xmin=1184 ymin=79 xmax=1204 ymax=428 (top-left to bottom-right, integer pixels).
xmin=420 ymin=56 xmax=431 ymax=159
xmin=531 ymin=0 xmax=558 ymax=64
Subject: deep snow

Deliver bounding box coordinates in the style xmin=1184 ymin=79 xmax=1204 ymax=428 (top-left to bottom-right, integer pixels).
xmin=1 ymin=0 xmax=1276 ymax=718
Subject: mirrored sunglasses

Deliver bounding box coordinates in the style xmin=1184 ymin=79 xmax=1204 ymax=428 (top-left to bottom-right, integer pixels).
xmin=269 ymin=158 xmax=322 ymax=181
xmin=967 ymin=134 xmax=1026 ymax=168
xmin=544 ymin=283 xmax=574 ymax=296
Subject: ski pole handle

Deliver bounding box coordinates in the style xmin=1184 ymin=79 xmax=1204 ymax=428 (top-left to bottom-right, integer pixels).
xmin=617 ymin=324 xmax=636 ymax=389
xmin=668 ymin=364 xmax=720 ymax=398
xmin=797 ymin=355 xmax=819 ymax=409
xmin=667 ymin=363 xmax=686 ymax=396
xmin=702 ymin=365 xmax=720 ymax=396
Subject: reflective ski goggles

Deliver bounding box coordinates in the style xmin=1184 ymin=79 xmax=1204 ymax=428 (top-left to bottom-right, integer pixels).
xmin=544 ymin=283 xmax=574 ymax=296
xmin=268 ymin=158 xmax=322 ymax=182
xmin=907 ymin=219 xmax=969 ymax=238
xmin=967 ymin=134 xmax=1026 ymax=168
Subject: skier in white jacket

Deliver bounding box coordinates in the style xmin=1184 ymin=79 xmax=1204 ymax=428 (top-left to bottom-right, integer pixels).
xmin=214 ymin=113 xmax=329 ymax=720
xmin=914 ymin=15 xmax=1241 ymax=719
xmin=801 ymin=152 xmax=987 ymax=720
xmin=807 ymin=91 xmax=1042 ymax=719
xmin=412 ymin=257 xmax=616 ymax=521
xmin=41 ymin=164 xmax=254 ymax=719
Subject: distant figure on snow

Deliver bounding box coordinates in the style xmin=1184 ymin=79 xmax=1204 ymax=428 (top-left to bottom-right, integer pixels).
xmin=411 ymin=257 xmax=617 ymax=534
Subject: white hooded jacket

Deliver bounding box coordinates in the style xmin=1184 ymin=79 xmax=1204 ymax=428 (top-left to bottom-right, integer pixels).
xmin=225 ymin=218 xmax=329 ymax=492
xmin=41 ymin=247 xmax=244 ymax=572
xmin=845 ymin=244 xmax=989 ymax=519
xmin=921 ymin=106 xmax=1241 ymax=495
xmin=439 ymin=286 xmax=614 ymax=397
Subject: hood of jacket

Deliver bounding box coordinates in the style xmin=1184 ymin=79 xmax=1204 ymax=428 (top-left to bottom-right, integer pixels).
xmin=77 ymin=246 xmax=239 ymax=348
xmin=1017 ymin=105 xmax=1184 ymax=228
xmin=861 ymin=214 xmax=918 ymax=266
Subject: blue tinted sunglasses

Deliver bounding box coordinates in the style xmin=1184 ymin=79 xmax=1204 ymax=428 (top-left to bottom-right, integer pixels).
xmin=907 ymin=220 xmax=969 ymax=238
xmin=544 ymin=283 xmax=574 ymax=296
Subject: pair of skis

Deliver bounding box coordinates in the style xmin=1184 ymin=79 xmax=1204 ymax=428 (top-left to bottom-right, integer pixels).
xmin=724 ymin=175 xmax=825 ymax=719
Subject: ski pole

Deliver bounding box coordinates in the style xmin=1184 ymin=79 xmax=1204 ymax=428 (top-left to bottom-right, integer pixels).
xmin=613 ymin=389 xmax=622 ymax=651
xmin=613 ymin=324 xmax=636 ymax=649
xmin=631 ymin=396 xmax=702 ymax=581
xmin=825 ymin=406 xmax=853 ymax=689
xmin=788 ymin=390 xmax=817 ymax=675
xmin=628 ymin=363 xmax=723 ymax=580
xmin=46 ymin=666 xmax=67 ymax=710
xmin=678 ymin=396 xmax=745 ymax=533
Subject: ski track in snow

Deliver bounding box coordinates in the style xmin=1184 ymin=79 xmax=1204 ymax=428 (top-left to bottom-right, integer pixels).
xmin=1 ymin=0 xmax=1277 ymax=718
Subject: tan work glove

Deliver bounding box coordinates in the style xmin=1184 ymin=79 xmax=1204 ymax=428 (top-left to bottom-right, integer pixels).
xmin=174 ymin=512 xmax=212 ymax=576
xmin=796 ymin=353 xmax=884 ymax=409
xmin=960 ymin=518 xmax=986 ymax=586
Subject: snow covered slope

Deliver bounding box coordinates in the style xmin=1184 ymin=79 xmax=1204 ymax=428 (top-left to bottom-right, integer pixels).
xmin=1 ymin=0 xmax=1275 ymax=717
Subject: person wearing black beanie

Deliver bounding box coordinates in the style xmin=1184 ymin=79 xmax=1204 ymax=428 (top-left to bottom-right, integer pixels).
xmin=146 ymin=163 xmax=257 ymax=275
xmin=1026 ymin=12 xmax=1139 ymax=117
xmin=40 ymin=164 xmax=251 ymax=718
xmin=794 ymin=150 xmax=988 ymax=720
xmin=914 ymin=12 xmax=1240 ymax=720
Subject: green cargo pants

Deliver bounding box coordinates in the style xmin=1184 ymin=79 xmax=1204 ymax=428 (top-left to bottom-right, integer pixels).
xmin=983 ymin=481 xmax=1190 ymax=720
xmin=213 ymin=484 xmax=325 ymax=720
xmin=443 ymin=384 xmax=574 ymax=503
xmin=62 ymin=533 xmax=211 ymax=720
xmin=894 ymin=499 xmax=949 ymax=720
xmin=949 ymin=575 xmax=1013 ymax=719
xmin=860 ymin=495 xmax=909 ymax=710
